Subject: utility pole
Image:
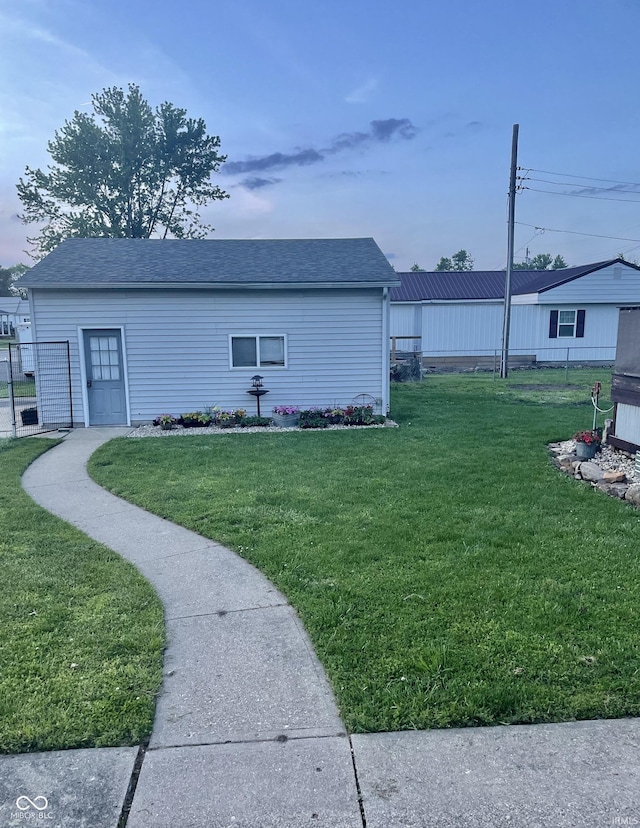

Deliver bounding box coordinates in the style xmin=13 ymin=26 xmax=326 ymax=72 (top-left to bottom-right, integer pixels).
xmin=500 ymin=123 xmax=519 ymax=379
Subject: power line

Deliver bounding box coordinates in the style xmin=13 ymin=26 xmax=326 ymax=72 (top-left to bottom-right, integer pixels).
xmin=513 ymin=228 xmax=544 ymax=258
xmin=523 ymin=186 xmax=640 ymax=204
xmin=520 ymin=167 xmax=640 ymax=188
xmin=515 ymin=221 xmax=640 ymax=243
xmin=520 ymin=176 xmax=640 ymax=194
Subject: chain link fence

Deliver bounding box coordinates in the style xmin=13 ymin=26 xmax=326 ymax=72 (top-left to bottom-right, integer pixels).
xmin=390 ymin=341 xmax=617 ymax=384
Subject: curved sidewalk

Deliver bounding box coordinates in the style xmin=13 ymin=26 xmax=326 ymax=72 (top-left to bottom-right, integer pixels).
xmin=15 ymin=428 xmax=640 ymax=828
xmin=21 ymin=428 xmax=362 ymax=827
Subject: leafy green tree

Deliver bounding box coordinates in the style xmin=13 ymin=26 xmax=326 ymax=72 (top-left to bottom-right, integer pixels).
xmin=434 ymin=249 xmax=474 ymax=271
xmin=0 ymin=264 xmax=29 ymax=296
xmin=17 ymin=84 xmax=229 ymax=258
xmin=434 ymin=257 xmax=452 ymax=271
xmin=513 ymin=253 xmax=567 ymax=270
xmin=410 ymin=263 xmax=425 ymax=272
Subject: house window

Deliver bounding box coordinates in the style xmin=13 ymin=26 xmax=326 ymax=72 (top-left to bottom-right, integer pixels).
xmin=230 ymin=335 xmax=286 ymax=368
xmin=549 ymin=309 xmax=585 ymax=339
xmin=558 ymin=310 xmax=576 ymax=337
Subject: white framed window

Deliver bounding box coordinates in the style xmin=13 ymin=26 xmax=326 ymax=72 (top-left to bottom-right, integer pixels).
xmin=549 ymin=309 xmax=585 ymax=339
xmin=229 ymin=335 xmax=287 ymax=368
xmin=558 ymin=310 xmax=576 ymax=337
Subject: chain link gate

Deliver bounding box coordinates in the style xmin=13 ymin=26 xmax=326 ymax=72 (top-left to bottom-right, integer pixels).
xmin=1 ymin=341 xmax=73 ymax=437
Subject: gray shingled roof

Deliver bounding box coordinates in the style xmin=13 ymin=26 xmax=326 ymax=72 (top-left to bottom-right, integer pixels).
xmin=391 ymin=259 xmax=635 ymax=301
xmin=18 ymin=238 xmax=400 ymax=288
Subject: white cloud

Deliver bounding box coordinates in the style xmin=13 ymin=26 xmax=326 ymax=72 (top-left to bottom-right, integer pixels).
xmin=345 ymin=77 xmax=378 ymax=104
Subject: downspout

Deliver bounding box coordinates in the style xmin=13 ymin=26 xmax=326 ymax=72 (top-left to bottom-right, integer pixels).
xmin=382 ymin=287 xmax=390 ymax=413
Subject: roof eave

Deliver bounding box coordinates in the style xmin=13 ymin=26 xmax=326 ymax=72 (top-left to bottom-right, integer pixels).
xmin=535 ymin=258 xmax=636 ymax=293
xmin=25 ymin=279 xmax=401 ymax=290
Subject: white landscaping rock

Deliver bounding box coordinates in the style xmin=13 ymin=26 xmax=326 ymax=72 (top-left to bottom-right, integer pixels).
xmin=625 ymin=484 xmax=640 ymax=507
xmin=579 ymin=462 xmax=605 ymax=483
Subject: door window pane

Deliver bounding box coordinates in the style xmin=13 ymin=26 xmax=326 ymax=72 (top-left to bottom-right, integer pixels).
xmin=89 ymin=335 xmax=120 ymax=380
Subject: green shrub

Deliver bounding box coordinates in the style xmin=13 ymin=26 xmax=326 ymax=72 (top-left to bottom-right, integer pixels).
xmin=241 ymin=416 xmax=271 ymax=427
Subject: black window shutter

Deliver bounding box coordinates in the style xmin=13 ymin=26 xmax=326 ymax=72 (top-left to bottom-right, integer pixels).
xmin=576 ymin=309 xmax=586 ymax=338
xmin=549 ymin=309 xmax=558 ymax=338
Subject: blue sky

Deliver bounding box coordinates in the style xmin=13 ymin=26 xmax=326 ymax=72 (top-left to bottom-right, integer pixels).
xmin=2 ymin=0 xmax=640 ymax=270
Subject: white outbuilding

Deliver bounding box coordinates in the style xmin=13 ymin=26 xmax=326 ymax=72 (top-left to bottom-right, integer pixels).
xmin=390 ymin=259 xmax=640 ymax=367
xmin=18 ymin=237 xmax=399 ymax=427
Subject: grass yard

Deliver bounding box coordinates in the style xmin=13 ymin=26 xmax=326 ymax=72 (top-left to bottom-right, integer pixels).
xmin=0 ymin=438 xmax=164 ymax=753
xmin=0 ymin=377 xmax=36 ymax=399
xmin=89 ymin=369 xmax=640 ymax=733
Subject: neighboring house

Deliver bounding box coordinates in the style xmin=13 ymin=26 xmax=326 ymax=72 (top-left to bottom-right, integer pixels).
xmin=609 ymin=307 xmax=640 ymax=453
xmin=0 ymin=297 xmax=30 ymax=336
xmin=390 ymin=259 xmax=640 ymax=365
xmin=18 ymin=237 xmax=399 ymax=427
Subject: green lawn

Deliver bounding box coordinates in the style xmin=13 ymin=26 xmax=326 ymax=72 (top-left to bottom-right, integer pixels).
xmin=89 ymin=370 xmax=640 ymax=733
xmin=0 ymin=378 xmax=36 ymax=399
xmin=0 ymin=439 xmax=164 ymax=753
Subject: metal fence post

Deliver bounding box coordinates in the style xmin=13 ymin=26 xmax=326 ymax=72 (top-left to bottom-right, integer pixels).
xmin=7 ymin=347 xmax=16 ymax=438
xmin=66 ymin=340 xmax=73 ymax=427
xmin=565 ymin=347 xmax=570 ymax=383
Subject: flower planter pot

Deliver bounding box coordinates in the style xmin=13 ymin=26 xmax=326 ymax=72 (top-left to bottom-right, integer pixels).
xmin=160 ymin=422 xmax=173 ymax=431
xmin=272 ymin=413 xmax=300 ymax=428
xmin=575 ymin=441 xmax=597 ymax=460
xmin=20 ymin=407 xmax=38 ymax=426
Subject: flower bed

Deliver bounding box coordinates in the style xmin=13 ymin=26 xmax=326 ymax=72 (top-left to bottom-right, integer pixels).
xmin=145 ymin=404 xmax=388 ymax=435
xmin=299 ymin=405 xmax=384 ymax=429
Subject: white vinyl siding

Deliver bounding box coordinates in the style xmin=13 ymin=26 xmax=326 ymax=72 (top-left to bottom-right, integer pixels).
xmin=389 ymin=304 xmax=422 ymax=352
xmin=420 ymin=303 xmax=503 ymax=357
xmin=388 ymin=302 xmax=619 ymax=362
xmin=538 ymin=263 xmax=640 ymax=304
xmin=615 ymin=403 xmax=640 ymax=447
xmin=29 ymin=287 xmax=385 ymax=425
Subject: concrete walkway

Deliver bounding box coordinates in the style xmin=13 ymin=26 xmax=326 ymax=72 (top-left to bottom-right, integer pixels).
xmin=8 ymin=427 xmax=640 ymax=827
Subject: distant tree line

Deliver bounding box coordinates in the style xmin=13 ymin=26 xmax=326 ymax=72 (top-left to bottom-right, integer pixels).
xmin=512 ymin=253 xmax=567 ymax=271
xmin=408 ymin=250 xmax=568 ymax=273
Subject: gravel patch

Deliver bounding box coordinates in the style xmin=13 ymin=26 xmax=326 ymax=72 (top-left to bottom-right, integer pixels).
xmin=553 ymin=439 xmax=639 ymax=483
xmin=126 ymin=421 xmax=398 ymax=438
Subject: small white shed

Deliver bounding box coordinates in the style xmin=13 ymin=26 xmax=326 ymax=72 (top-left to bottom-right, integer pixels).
xmin=391 ymin=260 xmax=640 ymax=365
xmin=18 ymin=238 xmax=399 ymax=427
